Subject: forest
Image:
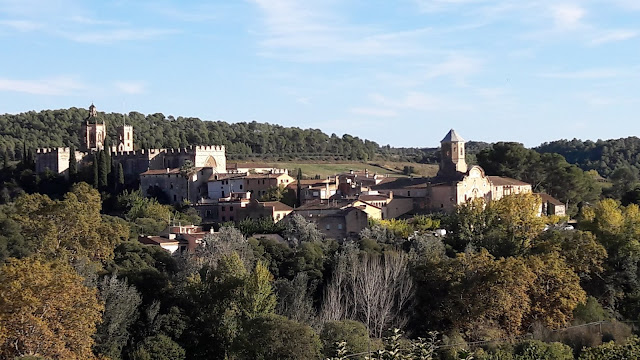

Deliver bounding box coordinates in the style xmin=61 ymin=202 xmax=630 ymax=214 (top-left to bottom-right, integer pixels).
xmin=4 ymin=108 xmax=638 ymax=175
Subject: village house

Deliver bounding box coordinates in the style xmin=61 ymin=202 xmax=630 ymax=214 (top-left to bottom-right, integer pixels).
xmin=139 ymin=224 xmax=213 ymax=253
xmin=285 ymin=200 xmax=369 ymax=241
xmin=288 ymin=177 xmax=339 ymax=204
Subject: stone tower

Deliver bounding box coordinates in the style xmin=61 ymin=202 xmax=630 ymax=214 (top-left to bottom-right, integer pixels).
xmin=117 ymin=125 xmax=134 ymax=152
xmin=438 ymin=129 xmax=467 ymax=177
xmin=81 ymin=103 xmax=106 ymax=152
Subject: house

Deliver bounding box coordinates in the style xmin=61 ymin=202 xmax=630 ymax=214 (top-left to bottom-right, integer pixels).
xmin=289 ymin=177 xmax=339 ymax=204
xmin=244 ymin=172 xmax=295 ymax=198
xmin=139 ymin=224 xmax=213 ymax=253
xmin=287 ymin=200 xmax=369 ymax=241
xmin=538 ymin=193 xmax=567 ymax=216
xmin=140 ymin=167 xmax=214 ymax=204
xmin=338 ymin=170 xmax=382 ymax=196
xmin=236 ymin=198 xmax=293 ymax=223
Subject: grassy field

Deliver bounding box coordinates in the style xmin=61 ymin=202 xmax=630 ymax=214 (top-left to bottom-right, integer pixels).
xmin=262 ymin=161 xmax=439 ymax=178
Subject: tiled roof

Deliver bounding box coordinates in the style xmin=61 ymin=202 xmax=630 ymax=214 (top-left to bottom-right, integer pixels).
xmin=262 ymin=201 xmax=294 ymax=212
xmin=139 ymin=236 xmax=179 ymax=245
xmin=358 ymin=194 xmax=389 ymax=202
xmin=441 ymin=129 xmax=465 ymax=142
xmin=537 ymin=193 xmax=564 ymax=206
xmin=208 ymin=173 xmax=247 ymax=181
xmin=487 ymin=176 xmax=530 ymax=186
xmin=141 ymin=167 xmax=204 ymax=176
xmin=295 ymin=199 xmax=351 ymax=210
xmin=245 ymin=173 xmax=290 ymax=179
xmin=227 ymin=162 xmax=275 ymax=170
xmin=371 ymin=177 xmax=430 ymax=190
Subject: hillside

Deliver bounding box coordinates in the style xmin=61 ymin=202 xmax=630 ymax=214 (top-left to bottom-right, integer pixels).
xmin=536 ymin=137 xmax=640 ymax=178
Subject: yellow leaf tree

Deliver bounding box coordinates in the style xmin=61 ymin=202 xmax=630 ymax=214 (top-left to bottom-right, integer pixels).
xmin=0 ymin=257 xmax=104 ymax=359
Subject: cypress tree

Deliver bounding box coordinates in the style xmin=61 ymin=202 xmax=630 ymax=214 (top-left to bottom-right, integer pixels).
xmin=296 ymin=167 xmax=302 ymax=207
xmin=68 ymin=145 xmax=77 ymax=181
xmin=92 ymin=152 xmax=100 ymax=189
xmin=117 ymin=163 xmax=125 ymax=190
xmin=104 ymin=140 xmax=112 ymax=174
xmin=99 ymin=150 xmax=108 ymax=189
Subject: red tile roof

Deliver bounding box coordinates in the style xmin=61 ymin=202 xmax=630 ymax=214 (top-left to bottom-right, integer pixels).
xmin=487 ymin=176 xmax=530 ymax=186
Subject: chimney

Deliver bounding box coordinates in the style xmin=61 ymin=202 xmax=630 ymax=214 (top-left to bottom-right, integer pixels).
xmin=166 ymin=168 xmax=170 ymax=173
xmin=389 ymin=191 xmax=393 ymax=200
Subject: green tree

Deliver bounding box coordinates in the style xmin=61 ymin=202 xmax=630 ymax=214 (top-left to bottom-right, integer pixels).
xmin=131 ymin=335 xmax=186 ymax=360
xmin=321 ymin=320 xmax=370 ymax=359
xmin=179 ymin=160 xmax=196 ymax=203
xmin=94 ymin=274 xmax=142 ymax=360
xmin=92 ymin=152 xmax=99 ymax=189
xmin=232 ymin=314 xmax=322 ymax=360
xmin=241 ymin=261 xmax=277 ymax=319
xmin=99 ymin=149 xmax=109 ymax=189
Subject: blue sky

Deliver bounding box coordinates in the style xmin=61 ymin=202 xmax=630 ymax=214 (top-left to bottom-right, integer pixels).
xmin=0 ymin=0 xmax=638 ymax=148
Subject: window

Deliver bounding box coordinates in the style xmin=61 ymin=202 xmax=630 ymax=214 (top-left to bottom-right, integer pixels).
xmin=407 ymin=191 xmax=410 ymax=196
xmin=230 ymin=216 xmax=234 ymax=221
xmin=221 ymin=206 xmax=226 ymax=212
xmin=338 ymin=224 xmax=343 ymax=230
xmin=206 ymin=210 xmax=211 ymax=216
xmin=230 ymin=206 xmax=233 ymax=211
xmin=326 ymin=224 xmax=331 ymax=230
xmin=240 ymin=184 xmax=243 ymax=190
xmin=127 ymin=133 xmax=130 ymax=140
xmin=221 ymin=191 xmax=225 ymax=197
xmin=440 ymin=203 xmax=444 ymax=208
xmin=222 ymin=216 xmax=226 ymax=222
xmin=173 ymin=195 xmax=177 ymax=201
xmin=170 ymin=183 xmax=173 ymax=189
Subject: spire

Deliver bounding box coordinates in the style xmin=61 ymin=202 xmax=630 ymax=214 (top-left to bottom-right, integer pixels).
xmin=441 ymin=129 xmax=464 ymax=143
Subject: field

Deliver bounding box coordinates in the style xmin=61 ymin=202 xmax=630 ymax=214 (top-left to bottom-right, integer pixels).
xmin=260 ymin=161 xmax=439 ymax=178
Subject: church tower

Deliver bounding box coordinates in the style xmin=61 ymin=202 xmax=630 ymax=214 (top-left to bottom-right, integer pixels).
xmin=81 ymin=103 xmax=106 ymax=152
xmin=117 ymin=125 xmax=134 ymax=152
xmin=438 ymin=129 xmax=467 ymax=177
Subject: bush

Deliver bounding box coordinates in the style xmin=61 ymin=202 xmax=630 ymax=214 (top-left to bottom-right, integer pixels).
xmin=321 ymin=320 xmax=370 ymax=359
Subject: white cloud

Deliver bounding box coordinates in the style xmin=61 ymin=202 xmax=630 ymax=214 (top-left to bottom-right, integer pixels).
xmin=349 ymin=107 xmax=398 ymax=117
xmin=370 ymin=91 xmax=461 ymax=111
xmin=590 ymin=29 xmax=638 ymax=45
xmin=250 ymin=0 xmax=433 ymax=61
xmin=550 ymin=4 xmax=586 ymax=30
xmin=0 ymin=19 xmax=42 ymax=31
xmin=63 ymin=28 xmax=178 ymax=44
xmin=115 ymin=81 xmax=145 ymax=95
xmin=539 ymin=68 xmax=625 ymax=79
xmin=0 ymin=76 xmax=85 ymax=95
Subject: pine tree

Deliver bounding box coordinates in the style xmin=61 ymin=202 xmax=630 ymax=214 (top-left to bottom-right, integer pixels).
xmin=0 ymin=147 xmax=7 ymax=168
xmin=104 ymin=140 xmax=112 ymax=174
xmin=99 ymin=150 xmax=108 ymax=189
xmin=68 ymin=145 xmax=77 ymax=182
xmin=92 ymin=152 xmax=99 ymax=189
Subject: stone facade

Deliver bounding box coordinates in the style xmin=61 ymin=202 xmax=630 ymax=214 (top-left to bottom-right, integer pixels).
xmin=35 ymin=147 xmax=86 ymax=176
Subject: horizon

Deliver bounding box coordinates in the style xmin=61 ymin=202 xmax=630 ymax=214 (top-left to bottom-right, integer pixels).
xmin=1 ymin=1 xmax=638 ymax=148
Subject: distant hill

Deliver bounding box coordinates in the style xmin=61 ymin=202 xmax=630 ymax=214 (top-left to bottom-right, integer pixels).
xmin=536 ymin=137 xmax=640 ymax=178
xmin=1 ymin=108 xmax=638 ymax=178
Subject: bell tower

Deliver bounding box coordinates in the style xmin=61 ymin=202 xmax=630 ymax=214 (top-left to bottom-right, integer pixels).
xmin=81 ymin=103 xmax=106 ymax=152
xmin=117 ymin=125 xmax=134 ymax=152
xmin=438 ymin=129 xmax=467 ymax=177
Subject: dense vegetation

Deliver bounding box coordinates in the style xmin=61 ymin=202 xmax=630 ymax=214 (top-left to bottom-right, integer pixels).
xmin=537 ymin=137 xmax=640 ymax=178
xmin=2 ymin=164 xmax=640 ymax=358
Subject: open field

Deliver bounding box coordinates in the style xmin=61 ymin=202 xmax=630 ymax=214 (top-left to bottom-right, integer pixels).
xmin=259 ymin=161 xmax=439 ymax=178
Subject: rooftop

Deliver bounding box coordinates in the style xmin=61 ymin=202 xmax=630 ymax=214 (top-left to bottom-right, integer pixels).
xmin=487 ymin=176 xmax=531 ymax=187
xmin=441 ymin=129 xmax=465 ymax=143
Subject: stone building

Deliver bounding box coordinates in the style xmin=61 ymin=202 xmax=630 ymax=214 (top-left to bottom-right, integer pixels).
xmin=35 ymin=104 xmax=227 ymax=184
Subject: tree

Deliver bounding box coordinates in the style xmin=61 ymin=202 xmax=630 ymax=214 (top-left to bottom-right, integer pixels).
xmin=284 ymin=214 xmax=323 ymax=244
xmin=526 ymin=253 xmax=586 ymax=329
xmin=241 ymin=261 xmax=277 ymax=319
xmin=94 ymin=274 xmax=142 ymax=360
xmin=232 ymin=314 xmax=322 ymax=360
xmin=99 ymin=149 xmax=109 ymax=189
xmin=179 ymin=160 xmax=196 ymax=203
xmin=117 ymin=162 xmax=125 ymax=191
xmin=0 ymin=258 xmax=103 ymax=360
